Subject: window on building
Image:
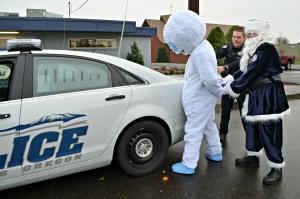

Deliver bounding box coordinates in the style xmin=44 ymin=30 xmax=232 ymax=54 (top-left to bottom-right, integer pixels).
xmin=68 ymin=38 xmax=118 ymax=49
xmin=33 ymin=56 xmax=112 ymax=97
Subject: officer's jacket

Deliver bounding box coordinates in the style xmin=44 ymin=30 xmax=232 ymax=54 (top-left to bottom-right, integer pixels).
xmin=216 ymin=44 xmax=243 ymax=75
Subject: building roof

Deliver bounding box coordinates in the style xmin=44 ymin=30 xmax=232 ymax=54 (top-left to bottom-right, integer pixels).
xmin=143 ymin=19 xmax=166 ymax=43
xmin=160 ymin=15 xmax=169 ymax=24
xmin=0 ymin=16 xmax=157 ymax=37
xmin=143 ymin=14 xmax=235 ymax=44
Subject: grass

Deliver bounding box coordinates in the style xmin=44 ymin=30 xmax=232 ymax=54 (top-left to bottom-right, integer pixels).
xmin=295 ymin=60 xmax=300 ymax=64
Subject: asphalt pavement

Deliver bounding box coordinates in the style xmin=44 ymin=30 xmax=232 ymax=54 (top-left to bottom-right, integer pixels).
xmin=1 ymin=99 xmax=300 ymax=199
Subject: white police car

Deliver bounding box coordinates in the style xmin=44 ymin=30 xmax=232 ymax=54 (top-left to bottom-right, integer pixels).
xmin=0 ymin=39 xmax=185 ymax=190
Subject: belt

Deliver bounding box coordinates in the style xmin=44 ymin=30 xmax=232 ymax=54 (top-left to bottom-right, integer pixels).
xmin=245 ymin=74 xmax=281 ymax=93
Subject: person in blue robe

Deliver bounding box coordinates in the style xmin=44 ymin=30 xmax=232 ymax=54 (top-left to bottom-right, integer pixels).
xmin=226 ymin=19 xmax=290 ymax=185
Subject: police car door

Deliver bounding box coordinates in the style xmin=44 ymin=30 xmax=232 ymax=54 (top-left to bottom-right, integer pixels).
xmin=19 ymin=54 xmax=131 ymax=175
xmin=0 ymin=55 xmax=25 ymax=180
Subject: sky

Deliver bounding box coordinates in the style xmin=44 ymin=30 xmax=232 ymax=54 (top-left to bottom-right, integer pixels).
xmin=1 ymin=0 xmax=299 ymax=43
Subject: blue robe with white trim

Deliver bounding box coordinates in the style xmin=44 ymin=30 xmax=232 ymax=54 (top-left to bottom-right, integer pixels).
xmin=230 ymin=43 xmax=289 ymax=122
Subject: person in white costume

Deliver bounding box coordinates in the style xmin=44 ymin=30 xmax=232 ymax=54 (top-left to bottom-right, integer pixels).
xmin=163 ymin=10 xmax=232 ymax=174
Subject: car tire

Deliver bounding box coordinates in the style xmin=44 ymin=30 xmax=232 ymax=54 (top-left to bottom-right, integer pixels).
xmin=117 ymin=120 xmax=169 ymax=176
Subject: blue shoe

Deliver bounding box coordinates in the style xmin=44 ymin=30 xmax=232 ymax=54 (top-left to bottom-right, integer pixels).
xmin=171 ymin=162 xmax=195 ymax=175
xmin=205 ymin=153 xmax=222 ymax=162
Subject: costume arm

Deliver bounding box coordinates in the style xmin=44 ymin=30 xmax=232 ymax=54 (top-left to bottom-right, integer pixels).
xmin=195 ymin=56 xmax=225 ymax=96
xmin=233 ymin=69 xmax=244 ymax=79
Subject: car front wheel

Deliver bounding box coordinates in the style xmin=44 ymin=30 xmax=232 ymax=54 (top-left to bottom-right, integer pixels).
xmin=117 ymin=120 xmax=169 ymax=176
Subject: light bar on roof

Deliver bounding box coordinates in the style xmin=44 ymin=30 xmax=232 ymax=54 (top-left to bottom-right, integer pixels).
xmin=7 ymin=39 xmax=41 ymax=52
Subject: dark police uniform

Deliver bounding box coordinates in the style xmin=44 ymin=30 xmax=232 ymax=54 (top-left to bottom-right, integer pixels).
xmin=216 ymin=44 xmax=245 ymax=139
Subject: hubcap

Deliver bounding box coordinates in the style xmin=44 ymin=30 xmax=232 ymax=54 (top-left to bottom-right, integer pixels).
xmin=135 ymin=138 xmax=153 ymax=158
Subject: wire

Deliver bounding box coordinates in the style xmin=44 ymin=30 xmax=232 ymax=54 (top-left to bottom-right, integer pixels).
xmin=71 ymin=0 xmax=89 ymax=14
xmin=118 ymin=0 xmax=129 ymax=57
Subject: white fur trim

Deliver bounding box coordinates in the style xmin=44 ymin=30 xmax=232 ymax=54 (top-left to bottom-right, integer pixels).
xmin=247 ymin=150 xmax=262 ymax=156
xmin=225 ymin=76 xmax=239 ymax=98
xmin=244 ymin=108 xmax=291 ymax=123
xmin=241 ymin=94 xmax=291 ymax=122
xmin=252 ymin=38 xmax=275 ymax=53
xmin=241 ymin=94 xmax=249 ymax=117
xmin=267 ymin=159 xmax=285 ymax=168
xmin=225 ymin=74 xmax=234 ymax=83
xmin=239 ymin=36 xmax=275 ymax=72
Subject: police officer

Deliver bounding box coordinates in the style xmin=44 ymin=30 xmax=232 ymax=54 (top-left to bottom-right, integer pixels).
xmin=217 ymin=26 xmax=246 ymax=141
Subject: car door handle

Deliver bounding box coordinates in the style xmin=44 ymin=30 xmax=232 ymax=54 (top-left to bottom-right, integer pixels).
xmin=105 ymin=95 xmax=125 ymax=101
xmin=0 ymin=113 xmax=11 ymax=119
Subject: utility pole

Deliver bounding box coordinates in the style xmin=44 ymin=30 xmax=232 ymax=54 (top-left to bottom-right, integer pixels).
xmin=188 ymin=0 xmax=199 ymax=14
xmin=118 ymin=0 xmax=129 ymax=58
xmin=68 ymin=1 xmax=71 ymax=18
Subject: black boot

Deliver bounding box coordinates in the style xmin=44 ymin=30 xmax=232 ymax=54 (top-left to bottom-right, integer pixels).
xmin=263 ymin=168 xmax=282 ymax=185
xmin=235 ymin=156 xmax=259 ymax=167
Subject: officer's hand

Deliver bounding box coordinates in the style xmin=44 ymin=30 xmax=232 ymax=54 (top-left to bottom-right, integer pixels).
xmin=217 ymin=66 xmax=225 ymax=73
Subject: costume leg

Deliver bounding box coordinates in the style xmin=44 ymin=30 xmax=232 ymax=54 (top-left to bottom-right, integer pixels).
xmin=182 ymin=105 xmax=210 ymax=169
xmin=220 ymin=94 xmax=234 ymax=135
xmin=258 ymin=120 xmax=284 ymax=168
xmin=203 ymin=111 xmax=222 ymax=156
xmin=245 ymin=122 xmax=263 ymax=156
xmin=235 ymin=121 xmax=261 ymax=166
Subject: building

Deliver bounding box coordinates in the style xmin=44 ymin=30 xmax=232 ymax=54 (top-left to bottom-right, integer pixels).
xmin=143 ymin=15 xmax=188 ymax=64
xmin=143 ymin=15 xmax=233 ymax=64
xmin=0 ymin=13 xmax=156 ymax=66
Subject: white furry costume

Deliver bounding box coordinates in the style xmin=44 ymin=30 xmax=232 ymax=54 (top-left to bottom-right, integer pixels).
xmin=163 ymin=10 xmax=230 ymax=168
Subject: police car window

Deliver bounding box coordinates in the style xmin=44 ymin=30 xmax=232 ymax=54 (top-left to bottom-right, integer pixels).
xmin=115 ymin=67 xmax=144 ymax=85
xmin=33 ymin=57 xmax=112 ymax=97
xmin=0 ymin=62 xmax=13 ymax=101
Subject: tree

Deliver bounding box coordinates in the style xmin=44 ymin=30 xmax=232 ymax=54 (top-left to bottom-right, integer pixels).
xmin=127 ymin=41 xmax=144 ymax=65
xmin=207 ymin=27 xmax=226 ymax=50
xmin=156 ymin=47 xmax=169 ymax=63
xmin=225 ymin=25 xmax=239 ymax=44
xmin=276 ymin=37 xmax=289 ymax=56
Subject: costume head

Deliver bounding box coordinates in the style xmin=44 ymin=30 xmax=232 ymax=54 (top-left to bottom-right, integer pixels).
xmin=240 ymin=19 xmax=274 ymax=72
xmin=163 ymin=10 xmax=206 ymax=55
xmin=244 ymin=19 xmax=272 ymax=47
xmin=245 ymin=19 xmax=270 ymax=36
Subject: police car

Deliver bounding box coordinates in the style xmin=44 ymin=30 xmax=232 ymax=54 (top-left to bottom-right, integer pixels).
xmin=0 ymin=39 xmax=185 ymax=190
